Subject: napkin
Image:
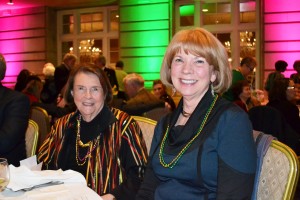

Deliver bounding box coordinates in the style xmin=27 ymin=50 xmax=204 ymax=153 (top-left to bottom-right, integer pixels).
xmin=7 ymin=165 xmax=86 ymax=192
xmin=19 ymin=155 xmax=42 ymax=171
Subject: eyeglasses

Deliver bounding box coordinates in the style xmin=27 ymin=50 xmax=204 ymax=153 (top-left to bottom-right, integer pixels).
xmin=246 ymin=65 xmax=254 ymax=72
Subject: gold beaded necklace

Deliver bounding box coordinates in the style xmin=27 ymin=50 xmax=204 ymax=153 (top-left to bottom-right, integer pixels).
xmin=75 ymin=115 xmax=100 ymax=166
xmin=159 ymin=94 xmax=218 ymax=168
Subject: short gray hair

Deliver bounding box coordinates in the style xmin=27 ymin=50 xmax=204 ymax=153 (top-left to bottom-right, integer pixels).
xmin=123 ymin=73 xmax=144 ymax=88
xmin=43 ymin=63 xmax=55 ymax=77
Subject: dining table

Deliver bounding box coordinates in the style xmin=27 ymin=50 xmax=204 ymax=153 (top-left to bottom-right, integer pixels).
xmin=0 ymin=182 xmax=102 ymax=200
xmin=0 ymin=162 xmax=102 ymax=200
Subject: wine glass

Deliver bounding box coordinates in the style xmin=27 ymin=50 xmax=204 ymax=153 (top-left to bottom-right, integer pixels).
xmin=0 ymin=158 xmax=10 ymax=192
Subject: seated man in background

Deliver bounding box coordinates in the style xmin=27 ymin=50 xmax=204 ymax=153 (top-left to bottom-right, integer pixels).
xmin=121 ymin=73 xmax=165 ymax=116
xmin=0 ymin=53 xmax=30 ymax=166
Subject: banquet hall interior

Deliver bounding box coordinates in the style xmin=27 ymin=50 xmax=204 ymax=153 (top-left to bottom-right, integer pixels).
xmin=1 ymin=0 xmax=300 ymax=199
xmin=0 ymin=0 xmax=299 ymax=91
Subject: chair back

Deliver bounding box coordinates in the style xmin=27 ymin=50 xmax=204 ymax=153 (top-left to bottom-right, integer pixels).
xmin=143 ymin=107 xmax=170 ymax=121
xmin=25 ymin=119 xmax=39 ymax=157
xmin=255 ymin=139 xmax=299 ymax=200
xmin=132 ymin=116 xmax=157 ymax=154
xmin=30 ymin=106 xmax=51 ymax=149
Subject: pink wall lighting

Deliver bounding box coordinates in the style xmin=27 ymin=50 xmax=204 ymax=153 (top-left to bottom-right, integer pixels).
xmin=264 ymin=0 xmax=300 ymax=80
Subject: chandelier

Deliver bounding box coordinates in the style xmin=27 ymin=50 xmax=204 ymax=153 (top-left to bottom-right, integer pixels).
xmin=224 ymin=31 xmax=256 ymax=58
xmin=79 ymin=39 xmax=101 ymax=55
xmin=240 ymin=31 xmax=256 ymax=57
xmin=69 ymin=39 xmax=101 ymax=55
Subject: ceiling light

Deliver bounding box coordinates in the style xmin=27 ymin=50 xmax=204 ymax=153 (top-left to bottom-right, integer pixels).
xmin=7 ymin=0 xmax=14 ymax=5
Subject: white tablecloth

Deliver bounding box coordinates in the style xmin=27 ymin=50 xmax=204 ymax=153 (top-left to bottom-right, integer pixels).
xmin=0 ymin=183 xmax=102 ymax=200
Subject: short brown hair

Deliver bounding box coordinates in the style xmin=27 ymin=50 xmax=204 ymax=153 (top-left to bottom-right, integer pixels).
xmin=0 ymin=53 xmax=6 ymax=81
xmin=64 ymin=63 xmax=113 ymax=104
xmin=160 ymin=28 xmax=232 ymax=94
xmin=293 ymin=60 xmax=300 ymax=69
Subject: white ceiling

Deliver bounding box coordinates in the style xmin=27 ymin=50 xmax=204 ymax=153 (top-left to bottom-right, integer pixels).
xmin=0 ymin=0 xmax=117 ymax=10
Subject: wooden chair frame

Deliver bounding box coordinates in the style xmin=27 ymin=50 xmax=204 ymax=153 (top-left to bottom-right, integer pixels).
xmin=271 ymin=140 xmax=299 ymax=200
xmin=26 ymin=119 xmax=39 ymax=157
xmin=132 ymin=116 xmax=157 ymax=154
xmin=257 ymin=140 xmax=300 ymax=200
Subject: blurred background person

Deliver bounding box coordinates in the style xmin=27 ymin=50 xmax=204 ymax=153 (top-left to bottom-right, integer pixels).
xmin=0 ymin=53 xmax=30 ymax=166
xmin=14 ymin=69 xmax=31 ymax=92
xmin=22 ymin=75 xmax=43 ymax=105
xmin=38 ymin=64 xmax=147 ymax=200
xmin=264 ymin=60 xmax=287 ymax=92
xmin=222 ymin=56 xmax=257 ymax=101
xmin=152 ymin=79 xmax=176 ymax=111
xmin=290 ymin=60 xmax=300 ymax=84
xmin=232 ymin=80 xmax=261 ymax=112
xmin=121 ymin=73 xmax=165 ymax=116
xmin=40 ymin=62 xmax=57 ymax=104
xmin=267 ymin=78 xmax=300 ymax=134
xmin=54 ymin=53 xmax=77 ymax=97
xmin=115 ymin=60 xmax=127 ymax=100
xmin=94 ymin=55 xmax=118 ymax=95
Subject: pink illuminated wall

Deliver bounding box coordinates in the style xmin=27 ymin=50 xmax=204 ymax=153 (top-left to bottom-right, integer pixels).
xmin=0 ymin=6 xmax=56 ymax=88
xmin=264 ymin=0 xmax=300 ymax=80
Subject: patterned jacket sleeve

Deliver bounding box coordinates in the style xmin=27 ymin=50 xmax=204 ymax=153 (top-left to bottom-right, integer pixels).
xmin=110 ymin=109 xmax=148 ymax=200
xmin=37 ymin=114 xmax=72 ymax=169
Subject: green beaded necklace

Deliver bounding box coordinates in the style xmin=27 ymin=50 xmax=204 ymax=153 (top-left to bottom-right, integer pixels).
xmin=159 ymin=94 xmax=218 ymax=169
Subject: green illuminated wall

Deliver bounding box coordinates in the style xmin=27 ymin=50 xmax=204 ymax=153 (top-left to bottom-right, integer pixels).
xmin=119 ymin=0 xmax=173 ymax=89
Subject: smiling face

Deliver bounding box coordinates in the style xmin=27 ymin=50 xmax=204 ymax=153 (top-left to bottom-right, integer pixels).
xmin=72 ymin=72 xmax=105 ymax=122
xmin=153 ymin=83 xmax=165 ymax=98
xmin=239 ymin=85 xmax=251 ymax=101
xmin=171 ymin=49 xmax=216 ymax=101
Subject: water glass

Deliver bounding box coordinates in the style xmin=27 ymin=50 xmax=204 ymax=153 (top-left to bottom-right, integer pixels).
xmin=0 ymin=158 xmax=9 ymax=192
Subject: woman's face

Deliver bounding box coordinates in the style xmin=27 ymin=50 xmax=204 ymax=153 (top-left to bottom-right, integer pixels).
xmin=170 ymin=49 xmax=216 ymax=100
xmin=72 ymin=72 xmax=105 ymax=122
xmin=153 ymin=83 xmax=164 ymax=99
xmin=239 ymin=85 xmax=251 ymax=100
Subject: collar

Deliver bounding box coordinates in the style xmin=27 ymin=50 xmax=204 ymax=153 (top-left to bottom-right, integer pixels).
xmin=69 ymin=105 xmax=117 ymax=139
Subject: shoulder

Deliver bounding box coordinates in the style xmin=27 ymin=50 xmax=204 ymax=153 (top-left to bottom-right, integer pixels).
xmin=216 ymin=97 xmax=251 ymax=127
xmin=1 ymin=86 xmax=29 ymax=103
xmin=111 ymin=107 xmax=130 ymax=118
xmin=54 ymin=111 xmax=76 ymax=128
xmin=232 ymin=70 xmax=245 ymax=82
xmin=105 ymin=67 xmax=116 ymax=73
xmin=110 ymin=107 xmax=133 ymax=125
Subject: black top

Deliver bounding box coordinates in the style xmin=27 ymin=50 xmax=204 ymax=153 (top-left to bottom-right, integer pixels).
xmin=0 ymin=84 xmax=30 ymax=166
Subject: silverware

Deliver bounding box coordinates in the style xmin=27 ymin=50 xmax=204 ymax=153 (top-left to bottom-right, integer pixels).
xmin=22 ymin=181 xmax=64 ymax=191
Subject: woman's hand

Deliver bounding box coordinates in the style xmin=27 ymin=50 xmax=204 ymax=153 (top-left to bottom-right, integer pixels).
xmin=101 ymin=194 xmax=116 ymax=200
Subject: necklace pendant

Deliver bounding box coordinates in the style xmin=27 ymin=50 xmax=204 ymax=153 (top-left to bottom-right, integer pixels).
xmin=78 ymin=140 xmax=90 ymax=148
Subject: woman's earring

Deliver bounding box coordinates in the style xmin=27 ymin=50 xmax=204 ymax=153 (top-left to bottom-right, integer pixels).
xmin=172 ymin=86 xmax=176 ymax=96
xmin=211 ymin=83 xmax=215 ymax=97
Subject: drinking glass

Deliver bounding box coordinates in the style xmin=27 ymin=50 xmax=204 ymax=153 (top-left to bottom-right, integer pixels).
xmin=0 ymin=158 xmax=9 ymax=192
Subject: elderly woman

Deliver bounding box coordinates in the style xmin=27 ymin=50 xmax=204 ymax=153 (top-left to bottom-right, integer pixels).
xmin=38 ymin=64 xmax=147 ymax=200
xmin=40 ymin=62 xmax=57 ymax=104
xmin=136 ymin=28 xmax=257 ymax=199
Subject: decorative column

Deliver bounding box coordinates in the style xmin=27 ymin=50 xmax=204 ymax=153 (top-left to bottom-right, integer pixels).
xmin=119 ymin=0 xmax=173 ymax=89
